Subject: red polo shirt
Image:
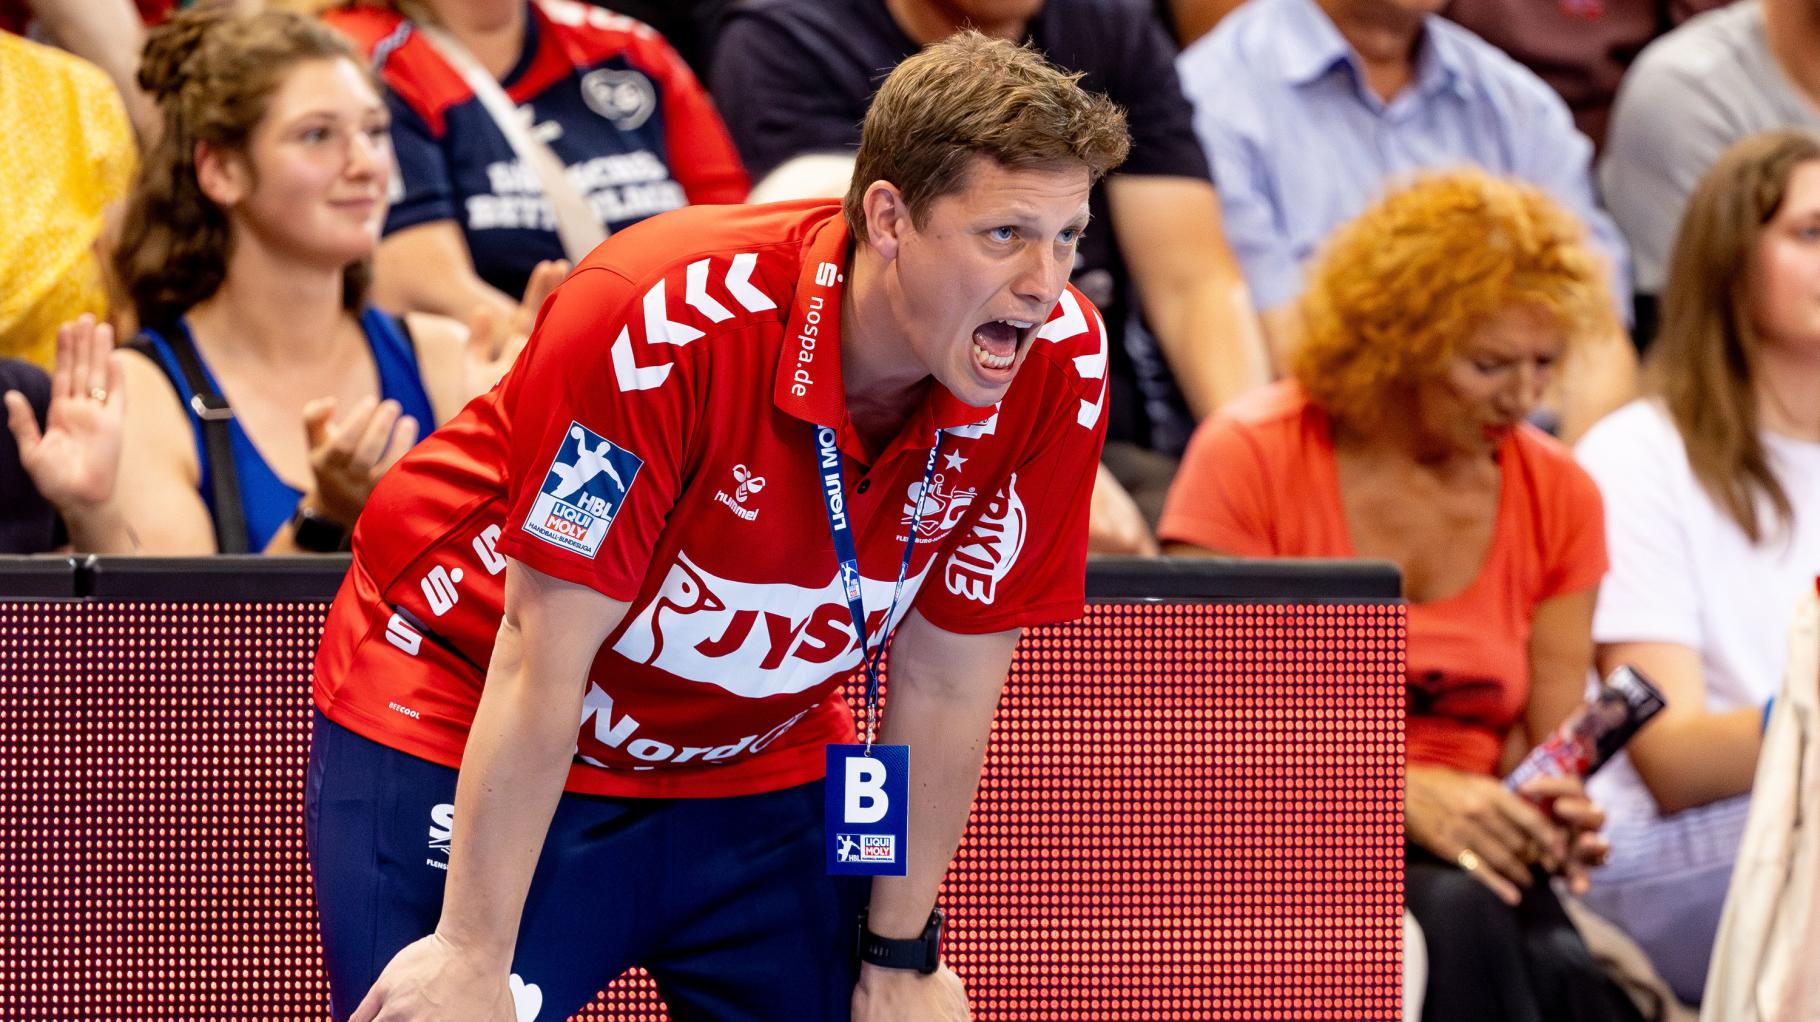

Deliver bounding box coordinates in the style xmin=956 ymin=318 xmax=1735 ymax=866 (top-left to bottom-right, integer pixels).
xmin=313 ymin=199 xmax=1109 ymax=797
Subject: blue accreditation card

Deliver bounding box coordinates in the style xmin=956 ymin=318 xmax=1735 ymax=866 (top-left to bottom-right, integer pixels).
xmin=825 ymin=744 xmax=909 ymax=876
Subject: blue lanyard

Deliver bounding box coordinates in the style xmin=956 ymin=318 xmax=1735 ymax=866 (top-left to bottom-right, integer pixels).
xmin=812 ymin=424 xmax=946 ymax=751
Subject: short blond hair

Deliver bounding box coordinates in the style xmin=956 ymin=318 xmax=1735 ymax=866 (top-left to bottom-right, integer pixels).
xmin=1293 ymin=169 xmax=1614 ymax=429
xmin=843 ymin=31 xmax=1129 ymax=243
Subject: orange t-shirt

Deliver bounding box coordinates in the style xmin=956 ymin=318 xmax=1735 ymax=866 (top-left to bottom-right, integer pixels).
xmin=1158 ymin=381 xmax=1608 ymax=776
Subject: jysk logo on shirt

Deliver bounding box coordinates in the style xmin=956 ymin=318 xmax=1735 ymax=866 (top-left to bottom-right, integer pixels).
xmin=524 ymin=422 xmax=644 ymax=558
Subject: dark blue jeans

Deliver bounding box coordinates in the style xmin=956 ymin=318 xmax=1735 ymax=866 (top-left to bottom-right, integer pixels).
xmin=305 ymin=712 xmax=867 ymax=1021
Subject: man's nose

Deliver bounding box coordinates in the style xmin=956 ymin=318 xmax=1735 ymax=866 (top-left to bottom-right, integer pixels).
xmin=1012 ymin=245 xmax=1068 ymax=310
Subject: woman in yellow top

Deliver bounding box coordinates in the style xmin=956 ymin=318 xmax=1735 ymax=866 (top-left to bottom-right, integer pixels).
xmin=0 ymin=29 xmax=134 ymax=368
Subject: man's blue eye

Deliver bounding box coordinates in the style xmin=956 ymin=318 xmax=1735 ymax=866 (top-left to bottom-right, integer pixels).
xmin=989 ymin=226 xmax=1015 ymax=242
xmin=1059 ymin=228 xmax=1082 ymax=245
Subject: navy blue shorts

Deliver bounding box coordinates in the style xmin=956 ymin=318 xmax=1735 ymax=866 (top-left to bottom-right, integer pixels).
xmin=304 ymin=712 xmax=867 ymax=1022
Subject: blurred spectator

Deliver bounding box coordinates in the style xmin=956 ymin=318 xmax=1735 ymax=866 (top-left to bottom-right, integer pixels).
xmin=586 ymin=0 xmax=732 ymax=76
xmin=0 ymin=29 xmax=134 ymax=369
xmin=0 ymin=356 xmax=72 ymax=554
xmin=1178 ymin=0 xmax=1637 ymax=441
xmin=1159 ymin=171 xmax=1634 ymax=1020
xmin=79 ymin=7 xmax=553 ymax=555
xmin=1600 ymin=0 xmax=1820 ymax=343
xmin=2 ymin=0 xmax=165 ymax=139
xmin=1443 ymin=0 xmax=1733 ymax=151
xmin=1159 ymin=0 xmax=1247 ymax=45
xmin=1576 ymin=131 xmax=1820 ymax=1005
xmin=321 ymin=0 xmax=747 ymax=324
xmin=711 ymin=0 xmax=1270 ymax=547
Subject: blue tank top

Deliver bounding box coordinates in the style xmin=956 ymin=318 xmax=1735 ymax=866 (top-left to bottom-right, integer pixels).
xmin=139 ymin=307 xmax=437 ymax=551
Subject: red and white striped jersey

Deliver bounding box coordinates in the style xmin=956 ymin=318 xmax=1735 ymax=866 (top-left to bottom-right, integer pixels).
xmin=313 ymin=199 xmax=1109 ymax=798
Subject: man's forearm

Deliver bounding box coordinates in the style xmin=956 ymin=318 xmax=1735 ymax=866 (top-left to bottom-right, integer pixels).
xmin=436 ymin=622 xmax=588 ymax=960
xmin=1555 ymin=326 xmax=1638 ymax=444
xmin=865 ymin=663 xmax=1007 ymax=937
xmin=30 ymin=0 xmax=159 ymax=140
xmin=1148 ymin=274 xmax=1270 ymax=420
xmin=373 ymin=228 xmax=520 ymax=322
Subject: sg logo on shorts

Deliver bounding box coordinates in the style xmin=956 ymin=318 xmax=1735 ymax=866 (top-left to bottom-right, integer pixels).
xmin=523 ymin=422 xmax=644 ymax=559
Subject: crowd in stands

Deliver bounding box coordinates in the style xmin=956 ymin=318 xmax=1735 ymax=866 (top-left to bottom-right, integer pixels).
xmin=2 ymin=0 xmax=1817 ymax=1016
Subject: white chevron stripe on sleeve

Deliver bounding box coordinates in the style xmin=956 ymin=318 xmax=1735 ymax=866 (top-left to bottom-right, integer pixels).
xmin=1076 ymin=305 xmax=1108 ymax=429
xmin=685 ymin=259 xmax=734 ymax=323
xmin=611 ymin=325 xmax=673 ymax=392
xmin=724 ymin=252 xmax=778 ymax=313
xmin=1035 ymin=289 xmax=1087 ymax=343
xmin=643 ymin=278 xmax=704 ymax=346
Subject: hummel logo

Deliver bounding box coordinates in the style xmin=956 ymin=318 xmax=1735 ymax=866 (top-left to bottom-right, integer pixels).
xmin=732 ymin=464 xmax=766 ymax=503
xmin=714 ymin=464 xmax=763 ymax=521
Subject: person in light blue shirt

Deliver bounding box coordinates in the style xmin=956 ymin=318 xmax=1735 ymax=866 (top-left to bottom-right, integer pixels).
xmin=1177 ymin=0 xmax=1638 ymax=441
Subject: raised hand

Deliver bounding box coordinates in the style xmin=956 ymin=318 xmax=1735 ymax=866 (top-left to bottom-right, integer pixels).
xmin=4 ymin=315 xmax=127 ymax=511
xmin=462 ymin=259 xmax=569 ymax=397
xmin=301 ymin=393 xmax=418 ymax=526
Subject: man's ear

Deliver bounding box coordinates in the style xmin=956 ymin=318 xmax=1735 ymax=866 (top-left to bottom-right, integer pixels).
xmin=861 ymin=180 xmax=912 ymax=262
xmin=194 ymin=140 xmax=249 ymax=208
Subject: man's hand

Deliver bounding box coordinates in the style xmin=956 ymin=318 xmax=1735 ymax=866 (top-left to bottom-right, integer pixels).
xmin=1088 ymin=462 xmax=1159 ymax=555
xmin=852 ymin=962 xmax=971 ymax=1021
xmin=350 ymin=931 xmax=515 ymax=1022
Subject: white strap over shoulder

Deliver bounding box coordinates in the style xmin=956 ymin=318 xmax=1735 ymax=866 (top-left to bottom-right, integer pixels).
xmin=397 ymin=0 xmax=607 ymax=264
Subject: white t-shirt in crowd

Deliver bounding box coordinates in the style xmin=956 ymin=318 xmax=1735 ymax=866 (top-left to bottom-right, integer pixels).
xmin=1574 ymin=398 xmax=1820 ymax=1000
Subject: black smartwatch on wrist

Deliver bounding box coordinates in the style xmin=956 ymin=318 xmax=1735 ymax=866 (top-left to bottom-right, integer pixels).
xmin=291 ymin=502 xmax=350 ymax=553
xmin=856 ymin=908 xmax=943 ymax=975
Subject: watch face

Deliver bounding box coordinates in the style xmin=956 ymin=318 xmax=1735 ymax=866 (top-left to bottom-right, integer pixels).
xmin=293 ymin=509 xmax=349 ymax=553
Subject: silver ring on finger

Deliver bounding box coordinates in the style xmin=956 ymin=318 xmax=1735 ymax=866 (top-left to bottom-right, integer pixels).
xmin=88 ymin=388 xmax=107 ymax=402
xmin=1455 ymin=848 xmax=1482 ymax=873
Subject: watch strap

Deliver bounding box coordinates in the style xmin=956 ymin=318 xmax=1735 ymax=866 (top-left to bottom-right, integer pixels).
xmin=291 ymin=502 xmax=350 ymax=553
xmin=856 ymin=908 xmax=943 ymax=975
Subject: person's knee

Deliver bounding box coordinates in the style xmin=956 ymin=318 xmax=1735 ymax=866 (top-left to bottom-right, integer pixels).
xmin=1407 ymin=866 xmax=1521 ymax=954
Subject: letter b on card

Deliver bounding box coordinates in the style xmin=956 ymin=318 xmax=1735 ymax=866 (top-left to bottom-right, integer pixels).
xmin=826 ymin=744 xmax=908 ymax=876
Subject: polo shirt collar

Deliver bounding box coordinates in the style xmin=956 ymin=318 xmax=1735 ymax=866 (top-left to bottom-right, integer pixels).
xmin=1274 ymin=0 xmax=1470 ymax=102
xmin=1274 ymin=0 xmax=1355 ymax=86
xmin=772 ymin=214 xmax=999 ymax=449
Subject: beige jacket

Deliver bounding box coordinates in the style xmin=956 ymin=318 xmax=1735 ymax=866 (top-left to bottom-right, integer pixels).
xmin=1702 ymin=584 xmax=1820 ymax=1022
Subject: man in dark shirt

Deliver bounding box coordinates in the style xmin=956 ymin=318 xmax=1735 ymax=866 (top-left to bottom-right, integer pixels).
xmin=3 ymin=319 xmax=125 ymax=554
xmin=712 ymin=0 xmax=1269 ymax=542
xmin=1 ymin=359 xmax=67 ymax=553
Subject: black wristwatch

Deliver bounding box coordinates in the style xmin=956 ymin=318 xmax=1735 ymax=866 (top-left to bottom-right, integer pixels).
xmin=291 ymin=502 xmax=350 ymax=553
xmin=856 ymin=908 xmax=943 ymax=974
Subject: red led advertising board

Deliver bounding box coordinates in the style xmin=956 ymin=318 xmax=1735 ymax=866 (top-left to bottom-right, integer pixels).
xmin=0 ymin=558 xmax=1402 ymax=1020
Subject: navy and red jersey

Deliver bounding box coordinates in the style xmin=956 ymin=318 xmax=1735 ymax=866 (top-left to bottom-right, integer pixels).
xmin=312 ymin=199 xmax=1109 ymax=799
xmin=323 ymin=0 xmax=748 ymax=300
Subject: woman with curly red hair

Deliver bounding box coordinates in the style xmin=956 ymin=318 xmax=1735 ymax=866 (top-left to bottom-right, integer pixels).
xmin=1160 ymin=169 xmax=1638 ymax=1020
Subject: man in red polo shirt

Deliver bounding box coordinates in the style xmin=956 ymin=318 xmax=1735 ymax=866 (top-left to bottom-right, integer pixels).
xmin=307 ymin=31 xmax=1129 ymax=1022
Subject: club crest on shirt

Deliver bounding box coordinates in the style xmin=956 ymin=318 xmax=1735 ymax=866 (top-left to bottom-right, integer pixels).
xmin=523 ymin=421 xmax=644 ymax=558
xmin=581 ymin=68 xmax=656 ymax=130
xmin=897 ymin=474 xmax=977 ymax=545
